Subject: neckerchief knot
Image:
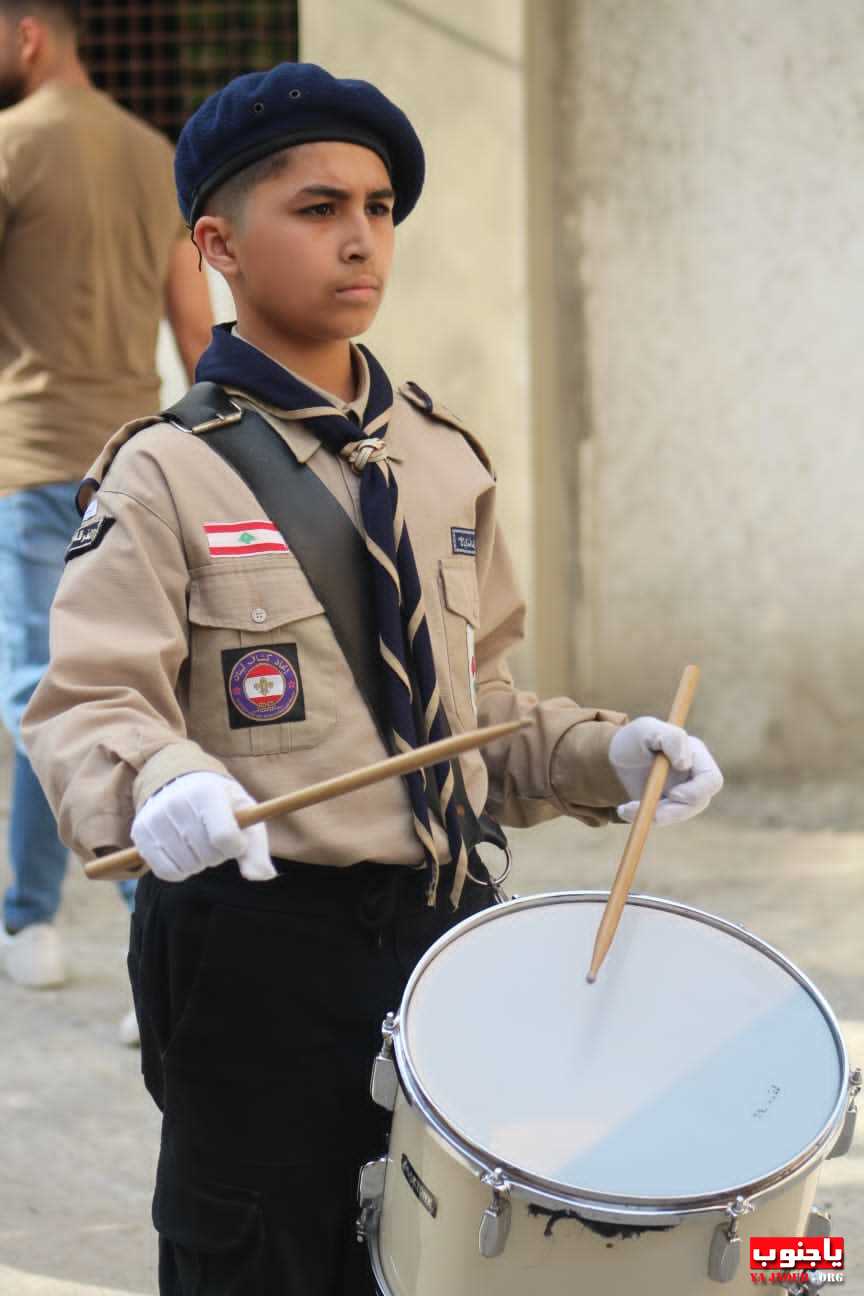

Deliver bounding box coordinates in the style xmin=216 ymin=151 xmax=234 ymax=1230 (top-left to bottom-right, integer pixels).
xmin=343 ymin=437 xmax=389 ymax=474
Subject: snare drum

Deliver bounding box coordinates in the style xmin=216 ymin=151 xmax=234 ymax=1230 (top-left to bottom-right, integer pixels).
xmin=359 ymin=893 xmax=857 ymax=1294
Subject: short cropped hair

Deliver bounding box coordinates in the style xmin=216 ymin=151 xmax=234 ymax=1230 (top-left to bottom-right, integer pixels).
xmin=0 ymin=1 xmax=80 ymax=30
xmin=201 ymin=148 xmax=294 ymax=226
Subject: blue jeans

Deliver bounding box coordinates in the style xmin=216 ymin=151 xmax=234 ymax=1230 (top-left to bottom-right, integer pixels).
xmin=0 ymin=482 xmax=135 ymax=930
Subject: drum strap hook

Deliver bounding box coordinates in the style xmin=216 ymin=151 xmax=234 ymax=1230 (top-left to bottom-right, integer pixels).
xmin=467 ymin=844 xmax=512 ymax=899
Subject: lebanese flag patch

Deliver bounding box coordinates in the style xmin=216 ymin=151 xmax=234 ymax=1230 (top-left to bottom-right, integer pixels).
xmin=203 ymin=520 xmax=291 ymax=557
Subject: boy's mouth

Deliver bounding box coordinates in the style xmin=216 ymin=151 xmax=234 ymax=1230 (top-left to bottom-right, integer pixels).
xmin=335 ymin=277 xmax=381 ymax=301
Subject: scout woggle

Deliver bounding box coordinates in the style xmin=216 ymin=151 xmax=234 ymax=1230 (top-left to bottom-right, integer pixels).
xmin=85 ymin=719 xmax=526 ymax=881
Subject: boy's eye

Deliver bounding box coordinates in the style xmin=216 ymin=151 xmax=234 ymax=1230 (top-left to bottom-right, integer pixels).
xmin=298 ymin=200 xmax=393 ymax=218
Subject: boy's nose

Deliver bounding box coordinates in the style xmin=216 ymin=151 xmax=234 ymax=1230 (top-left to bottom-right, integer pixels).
xmin=343 ymin=213 xmax=375 ymax=260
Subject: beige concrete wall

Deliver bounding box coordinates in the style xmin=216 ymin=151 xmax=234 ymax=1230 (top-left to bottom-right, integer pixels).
xmin=553 ymin=0 xmax=864 ymax=776
xmin=300 ymin=0 xmax=534 ymax=679
xmin=524 ymin=1 xmax=582 ymax=699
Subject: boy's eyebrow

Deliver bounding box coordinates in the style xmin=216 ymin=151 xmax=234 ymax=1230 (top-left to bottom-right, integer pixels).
xmin=294 ymin=185 xmax=396 ymax=201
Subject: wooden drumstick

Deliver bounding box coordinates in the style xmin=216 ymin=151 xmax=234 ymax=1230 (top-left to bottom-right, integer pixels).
xmin=84 ymin=718 xmax=527 ymax=881
xmin=586 ymin=665 xmax=701 ymax=983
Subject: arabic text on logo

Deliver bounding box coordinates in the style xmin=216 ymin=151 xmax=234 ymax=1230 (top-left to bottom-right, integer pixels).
xmin=750 ymin=1236 xmax=844 ymax=1285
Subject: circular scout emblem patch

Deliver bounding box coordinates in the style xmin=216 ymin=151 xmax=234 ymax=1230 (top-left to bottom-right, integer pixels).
xmin=228 ymin=649 xmax=300 ymax=722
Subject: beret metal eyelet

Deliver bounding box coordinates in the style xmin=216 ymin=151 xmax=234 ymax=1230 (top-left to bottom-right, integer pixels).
xmin=289 ymin=89 xmax=302 ymax=99
xmin=253 ymin=102 xmax=265 ymax=114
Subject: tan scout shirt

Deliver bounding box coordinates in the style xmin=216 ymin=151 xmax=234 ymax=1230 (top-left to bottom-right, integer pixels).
xmin=23 ymin=376 xmax=628 ymax=865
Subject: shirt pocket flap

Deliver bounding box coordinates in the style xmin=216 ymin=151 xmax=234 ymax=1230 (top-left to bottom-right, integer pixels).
xmin=440 ymin=559 xmax=480 ymax=626
xmin=189 ymin=564 xmax=325 ymax=632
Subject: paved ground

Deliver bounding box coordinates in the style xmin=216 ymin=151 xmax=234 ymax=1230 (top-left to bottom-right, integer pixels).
xmin=0 ymin=753 xmax=861 ymax=1294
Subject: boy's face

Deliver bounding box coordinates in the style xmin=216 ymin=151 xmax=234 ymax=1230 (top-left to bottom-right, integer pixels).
xmin=201 ymin=140 xmax=396 ymax=344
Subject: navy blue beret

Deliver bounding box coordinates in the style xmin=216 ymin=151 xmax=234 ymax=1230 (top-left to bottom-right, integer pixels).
xmin=175 ymin=62 xmax=425 ymax=227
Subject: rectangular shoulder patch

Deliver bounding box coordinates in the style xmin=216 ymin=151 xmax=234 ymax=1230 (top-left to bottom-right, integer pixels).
xmin=450 ymin=527 xmax=476 ymax=557
xmin=65 ymin=516 xmax=116 ymax=562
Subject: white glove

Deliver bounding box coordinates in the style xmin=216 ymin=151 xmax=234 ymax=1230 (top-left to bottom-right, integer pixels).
xmin=609 ymin=717 xmax=723 ymax=826
xmin=131 ymin=771 xmax=277 ymax=883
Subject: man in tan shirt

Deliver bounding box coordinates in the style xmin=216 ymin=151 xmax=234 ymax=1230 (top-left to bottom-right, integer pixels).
xmin=0 ymin=0 xmax=212 ymax=992
xmin=23 ymin=62 xmax=722 ymax=1295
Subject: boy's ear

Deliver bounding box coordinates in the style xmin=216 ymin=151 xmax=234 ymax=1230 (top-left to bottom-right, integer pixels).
xmin=193 ymin=215 xmax=239 ymax=280
xmin=17 ymin=16 xmax=45 ymax=67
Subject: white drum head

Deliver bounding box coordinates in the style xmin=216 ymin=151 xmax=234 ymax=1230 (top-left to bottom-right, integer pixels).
xmin=399 ymin=894 xmax=847 ymax=1208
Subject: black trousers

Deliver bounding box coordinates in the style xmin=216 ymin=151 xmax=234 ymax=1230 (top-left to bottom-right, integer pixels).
xmin=128 ymin=858 xmax=498 ymax=1295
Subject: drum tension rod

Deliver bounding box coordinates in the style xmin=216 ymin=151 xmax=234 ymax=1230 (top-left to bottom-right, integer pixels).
xmin=829 ymin=1065 xmax=861 ymax=1160
xmin=356 ymin=1157 xmax=387 ymax=1244
xmin=479 ymin=1167 xmax=512 ymax=1259
xmin=370 ymin=1013 xmax=399 ymax=1112
xmin=708 ymin=1195 xmax=754 ymax=1284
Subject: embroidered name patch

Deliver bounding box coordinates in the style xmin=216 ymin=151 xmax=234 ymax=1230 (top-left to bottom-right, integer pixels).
xmin=221 ymin=645 xmax=306 ymax=728
xmin=451 ymin=527 xmax=476 ymax=556
xmin=204 ymin=521 xmax=291 ymax=558
xmin=65 ymin=516 xmax=115 ymax=562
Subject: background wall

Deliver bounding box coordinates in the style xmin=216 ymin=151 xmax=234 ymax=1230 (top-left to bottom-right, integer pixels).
xmin=556 ymin=0 xmax=864 ymax=777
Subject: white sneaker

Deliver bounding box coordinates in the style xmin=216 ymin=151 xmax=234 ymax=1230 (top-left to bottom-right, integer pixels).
xmin=119 ymin=1007 xmax=141 ymax=1047
xmin=0 ymin=922 xmax=66 ymax=988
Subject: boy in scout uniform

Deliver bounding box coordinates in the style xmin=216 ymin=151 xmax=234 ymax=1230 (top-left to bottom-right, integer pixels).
xmin=23 ymin=64 xmax=722 ymax=1295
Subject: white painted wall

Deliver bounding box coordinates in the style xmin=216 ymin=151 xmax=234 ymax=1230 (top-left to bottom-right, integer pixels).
xmin=561 ymin=0 xmax=864 ymax=775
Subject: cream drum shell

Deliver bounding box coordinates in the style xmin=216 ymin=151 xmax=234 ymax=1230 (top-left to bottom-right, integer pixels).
xmin=364 ymin=893 xmax=851 ymax=1295
xmin=374 ymin=1090 xmax=823 ymax=1295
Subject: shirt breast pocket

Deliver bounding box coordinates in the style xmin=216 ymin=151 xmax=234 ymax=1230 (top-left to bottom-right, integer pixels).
xmin=439 ymin=558 xmax=480 ymax=732
xmin=186 ymin=562 xmax=339 ymax=757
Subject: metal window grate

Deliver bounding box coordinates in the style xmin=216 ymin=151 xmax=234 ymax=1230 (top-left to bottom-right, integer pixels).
xmin=78 ymin=1 xmax=298 ymax=141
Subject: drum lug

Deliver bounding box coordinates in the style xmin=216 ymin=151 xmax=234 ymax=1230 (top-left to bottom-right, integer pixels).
xmin=806 ymin=1206 xmax=832 ymax=1237
xmin=371 ymin=1012 xmax=399 ymax=1111
xmin=478 ymin=1167 xmax=512 ymax=1259
xmin=828 ymin=1066 xmax=860 ymax=1159
xmin=356 ymin=1156 xmax=387 ymax=1242
xmin=708 ymin=1195 xmax=754 ymax=1283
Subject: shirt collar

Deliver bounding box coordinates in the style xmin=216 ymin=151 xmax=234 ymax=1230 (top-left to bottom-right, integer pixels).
xmin=224 ymin=336 xmax=401 ymax=465
xmin=230 ymin=327 xmax=370 ymax=421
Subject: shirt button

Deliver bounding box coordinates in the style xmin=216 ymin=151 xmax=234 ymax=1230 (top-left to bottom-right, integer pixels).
xmin=251 ymin=607 xmax=267 ymax=624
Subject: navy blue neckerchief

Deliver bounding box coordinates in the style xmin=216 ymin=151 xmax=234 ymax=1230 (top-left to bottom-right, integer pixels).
xmin=195 ymin=324 xmax=469 ymax=905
